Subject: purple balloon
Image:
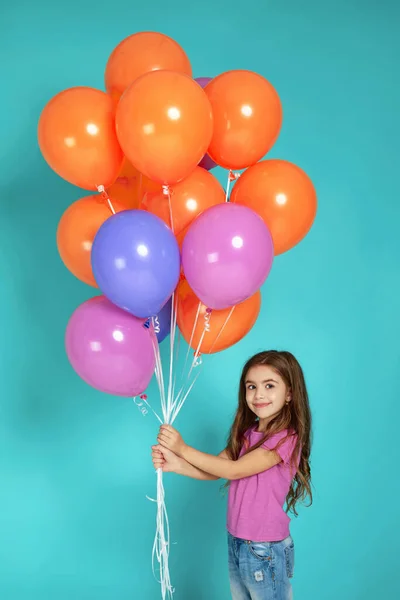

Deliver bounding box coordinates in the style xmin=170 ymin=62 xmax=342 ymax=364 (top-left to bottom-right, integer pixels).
xmin=144 ymin=298 xmax=172 ymax=343
xmin=198 ymin=153 xmax=217 ymax=171
xmin=65 ymin=296 xmax=156 ymax=397
xmin=195 ymin=77 xmax=213 ymax=88
xmin=182 ymin=203 xmax=274 ymax=310
xmin=195 ymin=77 xmax=217 ymax=171
xmin=91 ymin=210 xmax=180 ymax=319
xmin=156 ymin=298 xmax=172 ymax=343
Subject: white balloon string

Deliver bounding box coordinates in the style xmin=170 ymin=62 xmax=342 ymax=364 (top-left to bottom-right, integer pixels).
xmin=166 ymin=293 xmax=178 ymax=423
xmin=225 ymin=171 xmax=233 ymax=202
xmin=171 ymin=328 xmax=181 ymax=413
xmin=149 ymin=333 xmax=173 ymax=599
xmin=182 ymin=301 xmax=201 ymax=378
xmin=152 ymin=333 xmax=167 ymax=420
xmin=146 ymin=247 xmax=230 ymax=598
xmin=106 ymin=198 xmax=116 ymax=215
xmin=147 ymin=196 xmax=179 ymax=598
xmin=208 ymin=306 xmax=235 ymax=354
xmin=145 ymin=290 xmax=237 ymax=598
xmin=170 ymin=304 xmax=236 ymax=422
xmin=147 ymin=469 xmax=174 ymax=599
xmin=134 ymin=395 xmax=163 ymax=424
xmin=97 ymin=184 xmax=116 ymax=215
xmin=171 ymin=368 xmax=202 ymax=424
xmin=162 ymin=185 xmax=174 ymax=234
xmin=224 ymin=171 xmax=241 ymax=202
xmin=152 ymin=315 xmax=161 ymax=335
xmin=171 ymin=309 xmax=210 ymax=418
xmin=187 ymin=309 xmax=211 ymax=380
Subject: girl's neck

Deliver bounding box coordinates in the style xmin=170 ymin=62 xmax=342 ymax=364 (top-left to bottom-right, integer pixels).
xmin=256 ymin=417 xmax=274 ymax=432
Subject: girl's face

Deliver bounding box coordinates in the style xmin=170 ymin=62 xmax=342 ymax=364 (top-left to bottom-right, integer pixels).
xmin=245 ymin=364 xmax=291 ymax=427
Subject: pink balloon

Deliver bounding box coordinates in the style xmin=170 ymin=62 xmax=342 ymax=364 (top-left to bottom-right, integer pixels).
xmin=65 ymin=296 xmax=156 ymax=396
xmin=182 ymin=203 xmax=274 ymax=309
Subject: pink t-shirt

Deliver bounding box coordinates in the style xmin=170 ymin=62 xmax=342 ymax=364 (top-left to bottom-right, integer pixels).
xmin=227 ymin=428 xmax=298 ymax=542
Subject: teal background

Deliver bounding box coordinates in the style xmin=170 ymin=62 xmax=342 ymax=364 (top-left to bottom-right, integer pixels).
xmin=1 ymin=1 xmax=399 ymax=598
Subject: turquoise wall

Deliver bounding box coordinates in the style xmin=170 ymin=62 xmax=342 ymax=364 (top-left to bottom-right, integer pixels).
xmin=1 ymin=1 xmax=399 ymax=598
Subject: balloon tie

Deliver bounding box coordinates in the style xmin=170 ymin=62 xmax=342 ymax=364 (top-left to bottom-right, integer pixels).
xmin=225 ymin=171 xmax=241 ymax=202
xmin=204 ymin=307 xmax=212 ymax=332
xmin=193 ymin=352 xmax=202 ymax=367
xmin=229 ymin=171 xmax=241 ymax=182
xmin=152 ymin=315 xmax=161 ymax=335
xmin=162 ymin=185 xmax=174 ymax=233
xmin=192 ymin=308 xmax=212 ymax=367
xmin=97 ymin=185 xmax=116 ymax=215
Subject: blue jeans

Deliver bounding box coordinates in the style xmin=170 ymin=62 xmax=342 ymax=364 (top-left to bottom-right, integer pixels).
xmin=228 ymin=533 xmax=294 ymax=600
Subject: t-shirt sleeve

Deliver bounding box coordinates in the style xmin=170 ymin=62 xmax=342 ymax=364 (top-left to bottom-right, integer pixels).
xmin=262 ymin=430 xmax=298 ymax=465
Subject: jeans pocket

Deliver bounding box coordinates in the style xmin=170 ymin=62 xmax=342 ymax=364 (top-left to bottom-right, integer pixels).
xmin=284 ymin=543 xmax=295 ymax=578
xmin=248 ymin=542 xmax=272 ymax=561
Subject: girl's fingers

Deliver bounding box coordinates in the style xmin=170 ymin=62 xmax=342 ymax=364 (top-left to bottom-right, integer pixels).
xmin=158 ymin=434 xmax=170 ymax=446
xmin=159 ymin=426 xmax=175 ymax=437
xmin=160 ymin=425 xmax=175 ymax=433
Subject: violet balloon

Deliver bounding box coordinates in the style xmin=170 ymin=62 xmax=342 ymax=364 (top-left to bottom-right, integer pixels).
xmin=198 ymin=153 xmax=217 ymax=171
xmin=195 ymin=77 xmax=217 ymax=171
xmin=155 ymin=298 xmax=172 ymax=343
xmin=144 ymin=298 xmax=172 ymax=343
xmin=182 ymin=203 xmax=274 ymax=310
xmin=195 ymin=77 xmax=213 ymax=88
xmin=65 ymin=296 xmax=156 ymax=397
xmin=92 ymin=210 xmax=180 ymax=318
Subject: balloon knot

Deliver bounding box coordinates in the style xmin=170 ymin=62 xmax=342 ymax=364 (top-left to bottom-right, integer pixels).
xmin=152 ymin=315 xmax=161 ymax=334
xmin=204 ymin=310 xmax=211 ymax=332
xmin=229 ymin=171 xmax=241 ymax=182
xmin=96 ymin=185 xmax=116 ymax=215
xmin=193 ymin=352 xmax=203 ymax=367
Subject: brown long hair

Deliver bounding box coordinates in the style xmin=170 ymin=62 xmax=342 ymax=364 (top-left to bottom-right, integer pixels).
xmin=226 ymin=350 xmax=312 ymax=516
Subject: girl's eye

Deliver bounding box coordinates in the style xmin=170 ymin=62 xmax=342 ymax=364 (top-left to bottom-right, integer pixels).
xmin=266 ymin=384 xmax=274 ymax=389
xmin=247 ymin=385 xmax=255 ymax=390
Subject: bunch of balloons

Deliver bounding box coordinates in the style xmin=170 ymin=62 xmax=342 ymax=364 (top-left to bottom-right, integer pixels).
xmin=38 ymin=31 xmax=317 ymax=398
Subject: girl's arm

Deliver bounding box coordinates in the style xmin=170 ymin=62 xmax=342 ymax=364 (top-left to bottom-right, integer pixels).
xmin=152 ymin=445 xmax=229 ymax=480
xmin=181 ymin=445 xmax=280 ymax=480
xmin=158 ymin=426 xmax=281 ymax=480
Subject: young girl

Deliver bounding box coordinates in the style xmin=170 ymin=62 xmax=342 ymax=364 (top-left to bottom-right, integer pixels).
xmin=152 ymin=350 xmax=312 ymax=600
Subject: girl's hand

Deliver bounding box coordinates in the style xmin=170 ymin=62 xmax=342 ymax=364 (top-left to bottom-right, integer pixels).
xmin=151 ymin=444 xmax=183 ymax=474
xmin=157 ymin=425 xmax=187 ymax=457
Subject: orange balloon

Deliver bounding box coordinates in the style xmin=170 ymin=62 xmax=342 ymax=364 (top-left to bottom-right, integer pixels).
xmin=105 ymin=32 xmax=192 ymax=106
xmin=230 ymin=160 xmax=317 ymax=255
xmin=140 ymin=166 xmax=225 ymax=235
xmin=57 ymin=195 xmax=125 ymax=286
xmin=106 ymin=157 xmax=161 ymax=208
xmin=205 ymin=70 xmax=282 ymax=170
xmin=116 ymin=71 xmax=213 ymax=185
xmin=176 ymin=279 xmax=261 ymax=354
xmin=38 ymin=87 xmax=123 ymax=190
